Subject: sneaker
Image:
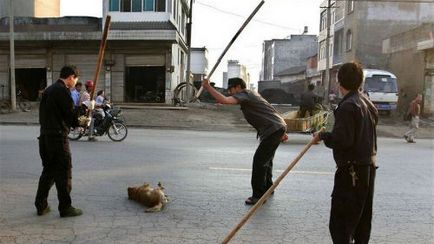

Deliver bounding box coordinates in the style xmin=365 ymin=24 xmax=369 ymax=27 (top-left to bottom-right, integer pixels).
xmin=407 ymin=140 xmax=416 ymax=143
xmin=37 ymin=205 xmax=50 ymax=216
xmin=60 ymin=206 xmax=83 ymax=218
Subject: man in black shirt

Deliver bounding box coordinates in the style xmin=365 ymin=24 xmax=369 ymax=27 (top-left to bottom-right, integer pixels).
xmin=299 ymin=83 xmax=318 ymax=117
xmin=202 ymin=77 xmax=287 ymax=205
xmin=313 ymin=62 xmax=378 ymax=243
xmin=35 ymin=65 xmax=85 ymax=217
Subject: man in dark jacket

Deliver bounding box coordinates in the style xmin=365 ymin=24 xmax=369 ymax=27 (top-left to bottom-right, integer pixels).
xmin=299 ymin=83 xmax=318 ymax=117
xmin=35 ymin=65 xmax=85 ymax=217
xmin=313 ymin=62 xmax=378 ymax=243
xmin=202 ymin=77 xmax=287 ymax=205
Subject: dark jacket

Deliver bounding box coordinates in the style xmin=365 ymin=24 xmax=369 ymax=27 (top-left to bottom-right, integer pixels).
xmin=300 ymin=90 xmax=318 ymax=108
xmin=39 ymin=79 xmax=79 ymax=136
xmin=320 ymin=91 xmax=378 ymax=165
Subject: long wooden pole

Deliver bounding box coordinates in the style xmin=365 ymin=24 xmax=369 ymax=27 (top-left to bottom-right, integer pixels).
xmin=90 ymin=15 xmax=111 ymax=100
xmin=86 ymin=15 xmax=111 ymax=138
xmin=221 ymin=136 xmax=320 ymax=244
xmin=191 ymin=0 xmax=265 ymax=102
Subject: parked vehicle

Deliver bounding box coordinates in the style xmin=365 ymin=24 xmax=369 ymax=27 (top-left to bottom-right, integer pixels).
xmin=362 ymin=69 xmax=399 ymax=115
xmin=68 ymin=104 xmax=128 ymax=142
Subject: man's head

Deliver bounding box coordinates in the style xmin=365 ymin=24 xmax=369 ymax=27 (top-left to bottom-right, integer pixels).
xmin=85 ymin=80 xmax=94 ymax=92
xmin=60 ymin=65 xmax=80 ymax=89
xmin=75 ymin=82 xmax=82 ymax=92
xmin=415 ymin=93 xmax=422 ymax=103
xmin=308 ymin=84 xmax=315 ymax=91
xmin=227 ymin=78 xmax=246 ymax=95
xmin=337 ymin=62 xmax=364 ymax=92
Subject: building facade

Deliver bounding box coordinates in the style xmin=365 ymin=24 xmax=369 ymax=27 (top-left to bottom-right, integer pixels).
xmin=318 ymin=0 xmax=434 ymax=99
xmin=0 ymin=0 xmax=60 ymax=18
xmin=222 ymin=60 xmax=250 ymax=89
xmin=0 ymin=0 xmax=191 ymax=104
xmin=383 ymin=23 xmax=434 ymax=115
xmin=190 ymin=47 xmax=208 ymax=87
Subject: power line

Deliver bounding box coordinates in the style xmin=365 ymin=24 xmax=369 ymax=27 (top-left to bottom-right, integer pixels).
xmin=195 ymin=1 xmax=300 ymax=31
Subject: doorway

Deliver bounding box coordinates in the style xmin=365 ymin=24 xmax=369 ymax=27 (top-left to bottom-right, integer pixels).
xmin=15 ymin=68 xmax=47 ymax=101
xmin=125 ymin=66 xmax=165 ymax=103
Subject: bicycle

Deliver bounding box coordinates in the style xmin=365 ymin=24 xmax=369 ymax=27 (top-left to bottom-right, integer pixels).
xmin=0 ymin=85 xmax=32 ymax=114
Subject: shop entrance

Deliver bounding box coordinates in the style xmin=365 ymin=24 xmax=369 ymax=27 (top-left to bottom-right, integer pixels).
xmin=15 ymin=68 xmax=47 ymax=101
xmin=125 ymin=66 xmax=165 ymax=103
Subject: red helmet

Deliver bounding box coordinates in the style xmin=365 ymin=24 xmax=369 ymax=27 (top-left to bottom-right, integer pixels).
xmin=85 ymin=80 xmax=94 ymax=87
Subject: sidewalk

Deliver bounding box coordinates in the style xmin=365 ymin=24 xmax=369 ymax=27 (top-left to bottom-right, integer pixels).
xmin=0 ymin=103 xmax=433 ymax=139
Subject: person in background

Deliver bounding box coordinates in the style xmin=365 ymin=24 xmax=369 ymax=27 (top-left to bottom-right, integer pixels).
xmin=312 ymin=62 xmax=378 ymax=244
xmin=299 ymin=83 xmax=319 ymax=117
xmin=404 ymin=93 xmax=422 ymax=143
xmin=202 ymin=77 xmax=287 ymax=205
xmin=35 ymin=65 xmax=85 ymax=218
xmin=70 ymin=82 xmax=82 ymax=107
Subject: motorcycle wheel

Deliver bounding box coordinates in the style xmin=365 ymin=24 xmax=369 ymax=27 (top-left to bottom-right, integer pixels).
xmin=68 ymin=127 xmax=84 ymax=140
xmin=107 ymin=122 xmax=128 ymax=142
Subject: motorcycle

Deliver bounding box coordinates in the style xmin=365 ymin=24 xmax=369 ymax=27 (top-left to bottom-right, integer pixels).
xmin=68 ymin=104 xmax=128 ymax=142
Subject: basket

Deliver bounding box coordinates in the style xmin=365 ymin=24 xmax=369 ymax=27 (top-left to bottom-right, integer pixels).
xmin=282 ymin=111 xmax=327 ymax=132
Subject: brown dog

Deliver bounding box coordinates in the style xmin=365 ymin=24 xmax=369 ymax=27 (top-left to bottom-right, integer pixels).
xmin=127 ymin=182 xmax=168 ymax=212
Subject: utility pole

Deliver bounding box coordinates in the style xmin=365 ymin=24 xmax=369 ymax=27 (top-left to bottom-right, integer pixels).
xmin=9 ymin=0 xmax=16 ymax=111
xmin=323 ymin=0 xmax=332 ymax=105
xmin=185 ymin=0 xmax=194 ymax=101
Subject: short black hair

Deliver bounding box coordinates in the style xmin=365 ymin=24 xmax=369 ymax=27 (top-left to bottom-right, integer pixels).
xmin=97 ymin=90 xmax=104 ymax=96
xmin=75 ymin=82 xmax=82 ymax=87
xmin=60 ymin=65 xmax=79 ymax=79
xmin=227 ymin=77 xmax=246 ymax=89
xmin=308 ymin=84 xmax=315 ymax=91
xmin=337 ymin=62 xmax=363 ymax=91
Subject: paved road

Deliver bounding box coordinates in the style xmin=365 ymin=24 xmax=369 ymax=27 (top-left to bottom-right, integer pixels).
xmin=0 ymin=126 xmax=433 ymax=244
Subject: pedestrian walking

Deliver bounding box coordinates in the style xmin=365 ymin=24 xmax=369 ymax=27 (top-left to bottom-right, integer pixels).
xmin=404 ymin=94 xmax=422 ymax=143
xmin=202 ymin=77 xmax=287 ymax=205
xmin=35 ymin=65 xmax=83 ymax=218
xmin=312 ymin=62 xmax=378 ymax=244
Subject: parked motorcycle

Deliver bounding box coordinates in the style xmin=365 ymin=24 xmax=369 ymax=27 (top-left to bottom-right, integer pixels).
xmin=68 ymin=104 xmax=128 ymax=142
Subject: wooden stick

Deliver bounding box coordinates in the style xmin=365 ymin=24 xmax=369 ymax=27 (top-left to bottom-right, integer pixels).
xmin=221 ymin=135 xmax=321 ymax=244
xmin=191 ymin=0 xmax=265 ymax=102
xmin=90 ymin=15 xmax=111 ymax=100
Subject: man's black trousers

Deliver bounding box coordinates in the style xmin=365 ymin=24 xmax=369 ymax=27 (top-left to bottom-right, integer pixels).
xmin=329 ymin=164 xmax=377 ymax=244
xmin=35 ymin=135 xmax=72 ymax=212
xmin=251 ymin=128 xmax=285 ymax=199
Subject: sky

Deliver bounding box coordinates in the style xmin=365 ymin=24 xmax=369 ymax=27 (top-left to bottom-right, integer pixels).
xmin=60 ymin=0 xmax=322 ymax=87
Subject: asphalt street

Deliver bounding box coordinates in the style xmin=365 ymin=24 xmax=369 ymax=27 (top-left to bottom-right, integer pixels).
xmin=0 ymin=125 xmax=433 ymax=244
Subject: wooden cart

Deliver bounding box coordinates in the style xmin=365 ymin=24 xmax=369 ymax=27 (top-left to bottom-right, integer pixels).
xmin=282 ymin=110 xmax=329 ymax=133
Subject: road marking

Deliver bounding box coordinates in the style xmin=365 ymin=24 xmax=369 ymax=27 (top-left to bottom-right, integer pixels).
xmin=209 ymin=167 xmax=334 ymax=175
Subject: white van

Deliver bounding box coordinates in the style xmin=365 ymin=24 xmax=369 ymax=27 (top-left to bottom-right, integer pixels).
xmin=362 ymin=69 xmax=399 ymax=114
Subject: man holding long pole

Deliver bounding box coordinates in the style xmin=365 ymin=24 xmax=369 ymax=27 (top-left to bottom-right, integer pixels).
xmin=313 ymin=62 xmax=378 ymax=243
xmin=202 ymin=77 xmax=287 ymax=205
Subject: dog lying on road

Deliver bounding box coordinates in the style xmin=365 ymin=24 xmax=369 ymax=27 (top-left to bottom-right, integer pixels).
xmin=127 ymin=182 xmax=168 ymax=212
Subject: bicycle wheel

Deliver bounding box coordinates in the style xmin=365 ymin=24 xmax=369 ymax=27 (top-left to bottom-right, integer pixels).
xmin=18 ymin=99 xmax=32 ymax=112
xmin=107 ymin=122 xmax=128 ymax=142
xmin=0 ymin=102 xmax=11 ymax=114
xmin=68 ymin=127 xmax=84 ymax=140
xmin=173 ymin=82 xmax=198 ymax=106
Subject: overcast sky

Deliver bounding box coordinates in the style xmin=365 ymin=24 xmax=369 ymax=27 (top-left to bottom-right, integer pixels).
xmin=60 ymin=0 xmax=322 ymax=87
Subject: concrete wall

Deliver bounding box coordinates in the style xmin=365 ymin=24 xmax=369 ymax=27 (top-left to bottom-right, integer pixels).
xmin=261 ymin=35 xmax=317 ymax=81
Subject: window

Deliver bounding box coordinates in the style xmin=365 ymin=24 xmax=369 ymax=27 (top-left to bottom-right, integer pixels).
xmin=320 ymin=10 xmax=327 ymax=31
xmin=121 ymin=0 xmax=131 ymax=12
xmin=143 ymin=0 xmax=154 ymax=11
xmin=346 ymin=30 xmax=352 ymax=51
xmin=156 ymin=0 xmax=166 ymax=12
xmin=132 ymin=0 xmax=142 ymax=12
xmin=347 ymin=0 xmax=354 ymax=14
xmin=109 ymin=0 xmax=120 ymax=11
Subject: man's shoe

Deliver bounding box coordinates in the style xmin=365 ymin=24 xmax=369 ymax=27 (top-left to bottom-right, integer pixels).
xmin=37 ymin=205 xmax=50 ymax=216
xmin=407 ymin=140 xmax=416 ymax=143
xmin=245 ymin=197 xmax=266 ymax=205
xmin=60 ymin=206 xmax=83 ymax=218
